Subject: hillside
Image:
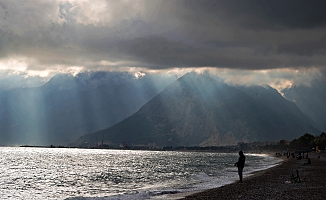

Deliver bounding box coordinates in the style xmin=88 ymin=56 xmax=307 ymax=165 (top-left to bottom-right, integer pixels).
xmin=75 ymin=72 xmax=319 ymax=147
xmin=0 ymin=71 xmax=176 ymax=146
xmin=283 ymin=79 xmax=326 ymax=132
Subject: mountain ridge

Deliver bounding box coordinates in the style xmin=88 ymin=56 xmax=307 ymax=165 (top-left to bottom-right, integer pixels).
xmin=74 ymin=72 xmax=320 ymax=147
xmin=0 ymin=71 xmax=177 ymax=146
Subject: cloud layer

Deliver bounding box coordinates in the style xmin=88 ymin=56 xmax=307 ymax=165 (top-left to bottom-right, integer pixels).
xmin=0 ymin=0 xmax=326 ymax=87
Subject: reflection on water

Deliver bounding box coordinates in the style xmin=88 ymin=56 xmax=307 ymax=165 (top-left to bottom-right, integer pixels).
xmin=0 ymin=147 xmax=281 ymax=199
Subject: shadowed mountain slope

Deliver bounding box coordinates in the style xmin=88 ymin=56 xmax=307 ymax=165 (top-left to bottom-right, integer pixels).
xmin=283 ymin=79 xmax=326 ymax=132
xmin=76 ymin=72 xmax=319 ymax=147
xmin=0 ymin=72 xmax=176 ymax=146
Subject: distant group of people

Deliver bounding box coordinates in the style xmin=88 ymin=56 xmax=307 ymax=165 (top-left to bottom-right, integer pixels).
xmin=296 ymin=152 xmax=309 ymax=160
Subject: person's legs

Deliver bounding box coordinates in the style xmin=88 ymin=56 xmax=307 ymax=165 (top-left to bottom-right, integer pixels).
xmin=238 ymin=167 xmax=243 ymax=182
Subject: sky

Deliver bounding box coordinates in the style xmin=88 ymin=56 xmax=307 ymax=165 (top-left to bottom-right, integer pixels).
xmin=0 ymin=0 xmax=326 ymax=90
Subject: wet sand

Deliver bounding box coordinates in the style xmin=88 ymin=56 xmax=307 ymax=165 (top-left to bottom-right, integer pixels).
xmin=182 ymin=152 xmax=326 ymax=200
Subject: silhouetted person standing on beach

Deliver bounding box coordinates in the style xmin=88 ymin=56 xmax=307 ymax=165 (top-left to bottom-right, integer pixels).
xmin=235 ymin=150 xmax=246 ymax=182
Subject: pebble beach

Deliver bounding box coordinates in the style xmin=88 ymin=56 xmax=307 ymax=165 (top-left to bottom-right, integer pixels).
xmin=183 ymin=152 xmax=326 ymax=200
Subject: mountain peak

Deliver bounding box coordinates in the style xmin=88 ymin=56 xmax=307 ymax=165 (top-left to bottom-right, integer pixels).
xmin=75 ymin=73 xmax=320 ymax=148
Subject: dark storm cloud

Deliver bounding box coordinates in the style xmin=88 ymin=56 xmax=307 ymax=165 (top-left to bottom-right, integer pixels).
xmin=191 ymin=0 xmax=326 ymax=30
xmin=84 ymin=35 xmax=283 ymax=69
xmin=1 ymin=0 xmax=326 ymax=72
xmin=94 ymin=0 xmax=326 ymax=70
xmin=277 ymin=38 xmax=326 ymax=56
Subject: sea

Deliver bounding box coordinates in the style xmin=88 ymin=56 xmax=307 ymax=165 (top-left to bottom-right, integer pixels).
xmin=0 ymin=147 xmax=282 ymax=200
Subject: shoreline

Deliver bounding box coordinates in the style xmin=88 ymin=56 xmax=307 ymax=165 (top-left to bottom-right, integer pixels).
xmin=156 ymin=152 xmax=283 ymax=200
xmin=182 ymin=152 xmax=326 ymax=199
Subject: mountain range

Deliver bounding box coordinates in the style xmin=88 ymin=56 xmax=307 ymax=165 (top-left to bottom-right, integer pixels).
xmin=0 ymin=71 xmax=324 ymax=147
xmin=74 ymin=72 xmax=321 ymax=147
xmin=0 ymin=71 xmax=177 ymax=146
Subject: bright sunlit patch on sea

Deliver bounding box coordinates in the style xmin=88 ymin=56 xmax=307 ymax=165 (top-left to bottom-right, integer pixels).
xmin=0 ymin=147 xmax=282 ymax=200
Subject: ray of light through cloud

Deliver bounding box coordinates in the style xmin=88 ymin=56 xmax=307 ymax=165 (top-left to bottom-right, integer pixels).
xmin=0 ymin=0 xmax=325 ymax=147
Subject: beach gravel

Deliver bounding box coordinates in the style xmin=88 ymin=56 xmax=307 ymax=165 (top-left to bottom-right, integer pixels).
xmin=184 ymin=153 xmax=326 ymax=200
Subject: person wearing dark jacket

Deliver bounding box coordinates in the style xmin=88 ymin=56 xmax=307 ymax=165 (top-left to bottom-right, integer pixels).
xmin=235 ymin=150 xmax=246 ymax=182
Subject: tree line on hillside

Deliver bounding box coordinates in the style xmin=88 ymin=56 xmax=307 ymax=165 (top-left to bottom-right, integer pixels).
xmin=264 ymin=132 xmax=326 ymax=150
xmin=251 ymin=132 xmax=326 ymax=151
xmin=289 ymin=132 xmax=326 ymax=150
